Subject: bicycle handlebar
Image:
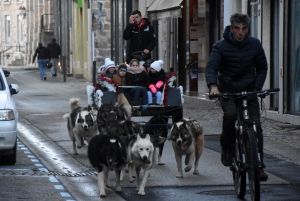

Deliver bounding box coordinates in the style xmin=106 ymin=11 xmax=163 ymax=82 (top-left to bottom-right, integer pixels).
xmin=209 ymin=88 xmax=280 ymax=99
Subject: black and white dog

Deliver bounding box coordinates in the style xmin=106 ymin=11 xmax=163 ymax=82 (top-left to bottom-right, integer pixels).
xmin=168 ymin=118 xmax=204 ymax=178
xmin=144 ymin=115 xmax=168 ymax=165
xmin=63 ymin=98 xmax=98 ymax=155
xmin=88 ymin=133 xmax=127 ymax=198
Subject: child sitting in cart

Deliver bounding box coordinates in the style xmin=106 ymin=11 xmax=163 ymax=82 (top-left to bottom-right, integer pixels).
xmin=103 ymin=58 xmax=117 ymax=78
xmin=147 ymin=60 xmax=166 ymax=105
xmin=126 ymin=59 xmax=148 ymax=106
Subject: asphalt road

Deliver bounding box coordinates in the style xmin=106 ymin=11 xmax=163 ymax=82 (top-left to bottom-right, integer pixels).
xmin=1 ymin=68 xmax=300 ymax=201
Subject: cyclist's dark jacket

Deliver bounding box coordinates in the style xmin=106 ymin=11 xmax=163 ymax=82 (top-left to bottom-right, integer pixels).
xmin=206 ymin=25 xmax=268 ymax=93
xmin=123 ymin=18 xmax=156 ymax=62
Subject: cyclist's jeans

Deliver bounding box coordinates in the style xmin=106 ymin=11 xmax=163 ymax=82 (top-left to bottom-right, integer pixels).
xmin=220 ymin=97 xmax=265 ymax=166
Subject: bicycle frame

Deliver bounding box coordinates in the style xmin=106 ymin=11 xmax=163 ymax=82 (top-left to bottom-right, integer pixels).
xmin=234 ymin=97 xmax=262 ymax=171
xmin=209 ymin=88 xmax=280 ymax=201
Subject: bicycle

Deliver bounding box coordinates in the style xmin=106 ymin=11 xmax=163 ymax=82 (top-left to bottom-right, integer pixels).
xmin=209 ymin=88 xmax=280 ymax=201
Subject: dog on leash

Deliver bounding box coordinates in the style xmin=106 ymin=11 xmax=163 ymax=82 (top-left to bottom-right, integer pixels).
xmin=63 ymin=98 xmax=98 ymax=155
xmin=88 ymin=133 xmax=127 ymax=198
xmin=127 ymin=134 xmax=155 ymax=195
xmin=97 ymin=103 xmax=118 ymax=134
xmin=115 ymin=92 xmax=132 ymax=120
xmin=144 ymin=114 xmax=168 ymax=165
xmin=168 ymin=118 xmax=204 ymax=178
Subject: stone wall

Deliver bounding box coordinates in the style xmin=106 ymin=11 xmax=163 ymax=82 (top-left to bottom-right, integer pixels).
xmin=92 ymin=0 xmax=112 ymax=67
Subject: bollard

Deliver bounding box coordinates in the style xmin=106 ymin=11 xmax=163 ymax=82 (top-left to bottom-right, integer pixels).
xmin=63 ymin=56 xmax=66 ymax=82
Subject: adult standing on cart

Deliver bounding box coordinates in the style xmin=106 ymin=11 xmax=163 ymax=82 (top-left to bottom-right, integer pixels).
xmin=123 ymin=10 xmax=156 ymax=64
xmin=47 ymin=38 xmax=61 ymax=78
xmin=206 ymin=13 xmax=268 ymax=180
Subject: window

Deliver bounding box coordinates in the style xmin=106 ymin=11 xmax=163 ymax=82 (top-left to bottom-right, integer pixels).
xmin=2 ymin=0 xmax=11 ymax=4
xmin=5 ymin=15 xmax=11 ymax=44
xmin=248 ymin=0 xmax=261 ymax=40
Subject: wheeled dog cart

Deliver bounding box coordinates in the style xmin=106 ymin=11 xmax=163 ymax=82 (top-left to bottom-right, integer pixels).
xmin=92 ymin=52 xmax=183 ymax=124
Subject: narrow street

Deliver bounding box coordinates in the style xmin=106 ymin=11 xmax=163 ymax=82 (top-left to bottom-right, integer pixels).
xmin=1 ymin=68 xmax=300 ymax=201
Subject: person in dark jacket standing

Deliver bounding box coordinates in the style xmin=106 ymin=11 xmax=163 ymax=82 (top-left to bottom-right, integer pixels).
xmin=206 ymin=13 xmax=268 ymax=181
xmin=123 ymin=10 xmax=156 ymax=64
xmin=146 ymin=60 xmax=166 ymax=105
xmin=32 ymin=43 xmax=49 ymax=80
xmin=126 ymin=59 xmax=148 ymax=105
xmin=47 ymin=38 xmax=61 ymax=78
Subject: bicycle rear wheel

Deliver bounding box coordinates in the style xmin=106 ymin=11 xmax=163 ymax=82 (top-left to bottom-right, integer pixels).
xmin=244 ymin=128 xmax=260 ymax=201
xmin=232 ymin=138 xmax=246 ymax=198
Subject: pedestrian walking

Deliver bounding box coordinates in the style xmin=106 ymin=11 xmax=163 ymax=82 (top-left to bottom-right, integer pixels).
xmin=123 ymin=10 xmax=156 ymax=63
xmin=32 ymin=43 xmax=49 ymax=81
xmin=47 ymin=38 xmax=61 ymax=78
xmin=206 ymin=13 xmax=269 ymax=180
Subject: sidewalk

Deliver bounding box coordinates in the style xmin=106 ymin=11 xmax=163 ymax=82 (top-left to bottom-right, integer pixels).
xmin=5 ymin=65 xmax=300 ymax=166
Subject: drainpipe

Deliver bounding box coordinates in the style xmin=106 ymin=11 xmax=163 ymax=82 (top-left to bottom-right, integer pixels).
xmin=170 ymin=19 xmax=174 ymax=71
xmin=87 ymin=0 xmax=92 ymax=81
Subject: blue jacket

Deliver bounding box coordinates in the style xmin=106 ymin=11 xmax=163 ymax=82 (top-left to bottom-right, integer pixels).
xmin=206 ymin=26 xmax=268 ymax=92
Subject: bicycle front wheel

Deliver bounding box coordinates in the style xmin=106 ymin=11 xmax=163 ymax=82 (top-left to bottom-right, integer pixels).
xmin=233 ymin=137 xmax=246 ymax=198
xmin=244 ymin=128 xmax=260 ymax=201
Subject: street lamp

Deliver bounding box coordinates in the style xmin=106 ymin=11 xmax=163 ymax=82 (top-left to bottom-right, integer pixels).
xmin=17 ymin=6 xmax=26 ymax=19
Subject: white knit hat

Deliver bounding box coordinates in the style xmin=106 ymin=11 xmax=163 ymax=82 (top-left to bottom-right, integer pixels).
xmin=104 ymin=58 xmax=116 ymax=70
xmin=150 ymin=60 xmax=163 ymax=72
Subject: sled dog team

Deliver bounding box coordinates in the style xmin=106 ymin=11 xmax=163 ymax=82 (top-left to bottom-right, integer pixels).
xmin=63 ymin=94 xmax=204 ymax=198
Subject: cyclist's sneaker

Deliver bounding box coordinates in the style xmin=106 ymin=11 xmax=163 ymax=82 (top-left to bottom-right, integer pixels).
xmin=221 ymin=147 xmax=234 ymax=167
xmin=259 ymin=168 xmax=268 ymax=181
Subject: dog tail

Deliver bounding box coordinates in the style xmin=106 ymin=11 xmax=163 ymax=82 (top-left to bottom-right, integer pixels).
xmin=117 ymin=92 xmax=132 ymax=119
xmin=69 ymin=98 xmax=80 ymax=111
xmin=63 ymin=113 xmax=70 ymax=119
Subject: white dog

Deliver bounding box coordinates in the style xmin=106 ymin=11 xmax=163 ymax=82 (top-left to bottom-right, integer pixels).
xmin=63 ymin=98 xmax=98 ymax=155
xmin=127 ymin=134 xmax=155 ymax=195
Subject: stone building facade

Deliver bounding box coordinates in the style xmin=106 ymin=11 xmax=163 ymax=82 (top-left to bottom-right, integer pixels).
xmin=0 ymin=0 xmax=26 ymax=66
xmin=0 ymin=0 xmax=55 ymax=67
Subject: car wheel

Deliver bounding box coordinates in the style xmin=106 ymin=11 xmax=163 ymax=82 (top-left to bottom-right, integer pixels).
xmin=1 ymin=140 xmax=17 ymax=165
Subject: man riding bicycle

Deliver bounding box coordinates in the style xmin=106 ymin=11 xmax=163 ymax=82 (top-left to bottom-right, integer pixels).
xmin=206 ymin=13 xmax=268 ymax=181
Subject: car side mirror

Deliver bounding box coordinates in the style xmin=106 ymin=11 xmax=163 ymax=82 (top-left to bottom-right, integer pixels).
xmin=3 ymin=70 xmax=10 ymax=77
xmin=9 ymin=84 xmax=19 ymax=95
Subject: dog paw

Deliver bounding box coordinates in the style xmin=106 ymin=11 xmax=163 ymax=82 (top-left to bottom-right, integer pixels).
xmin=176 ymin=174 xmax=183 ymax=178
xmin=100 ymin=193 xmax=106 ymax=198
xmin=193 ymin=170 xmax=200 ymax=175
xmin=138 ymin=191 xmax=145 ymax=195
xmin=158 ymin=161 xmax=165 ymax=165
xmin=184 ymin=166 xmax=192 ymax=172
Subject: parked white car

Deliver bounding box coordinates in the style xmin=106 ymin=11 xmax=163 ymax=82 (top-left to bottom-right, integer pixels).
xmin=0 ymin=67 xmax=19 ymax=165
